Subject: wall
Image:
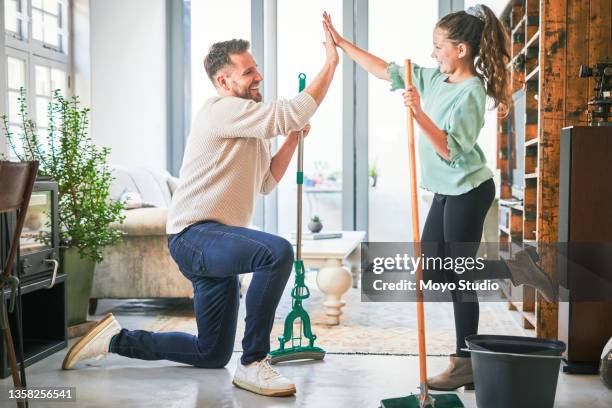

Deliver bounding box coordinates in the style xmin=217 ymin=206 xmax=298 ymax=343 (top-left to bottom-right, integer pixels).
xmin=72 ymin=0 xmax=92 ymax=108
xmin=89 ymin=0 xmax=167 ymax=169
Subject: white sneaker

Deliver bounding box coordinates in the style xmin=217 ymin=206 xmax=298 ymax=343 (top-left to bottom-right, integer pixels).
xmin=232 ymin=357 xmax=296 ymax=397
xmin=62 ymin=313 xmax=121 ymax=370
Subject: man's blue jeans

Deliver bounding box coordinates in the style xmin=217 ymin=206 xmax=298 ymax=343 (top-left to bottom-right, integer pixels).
xmin=109 ymin=221 xmax=294 ymax=367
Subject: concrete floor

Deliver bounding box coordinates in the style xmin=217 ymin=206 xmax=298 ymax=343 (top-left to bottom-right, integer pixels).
xmin=1 ymin=301 xmax=611 ymax=408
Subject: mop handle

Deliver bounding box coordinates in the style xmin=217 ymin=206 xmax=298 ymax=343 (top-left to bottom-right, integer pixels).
xmin=296 ymin=73 xmax=307 ymax=260
xmin=405 ymin=60 xmax=428 ymax=392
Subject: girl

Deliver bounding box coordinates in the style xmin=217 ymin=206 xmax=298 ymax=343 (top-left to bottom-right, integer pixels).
xmin=323 ymin=5 xmax=554 ymax=391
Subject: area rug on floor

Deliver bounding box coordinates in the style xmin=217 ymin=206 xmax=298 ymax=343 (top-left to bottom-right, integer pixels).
xmin=144 ymin=272 xmax=528 ymax=355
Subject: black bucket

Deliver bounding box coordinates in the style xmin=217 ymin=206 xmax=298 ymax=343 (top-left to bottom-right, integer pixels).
xmin=465 ymin=335 xmax=566 ymax=408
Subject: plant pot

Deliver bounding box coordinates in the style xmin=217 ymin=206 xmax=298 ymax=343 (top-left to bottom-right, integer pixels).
xmin=62 ymin=247 xmax=96 ymax=326
xmin=308 ymin=220 xmax=323 ymax=233
xmin=369 ymin=175 xmax=378 ymax=188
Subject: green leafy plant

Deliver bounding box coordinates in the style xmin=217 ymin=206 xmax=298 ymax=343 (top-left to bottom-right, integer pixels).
xmin=311 ymin=215 xmax=321 ymax=223
xmin=2 ymin=88 xmax=124 ymax=263
xmin=368 ymin=162 xmax=379 ymax=179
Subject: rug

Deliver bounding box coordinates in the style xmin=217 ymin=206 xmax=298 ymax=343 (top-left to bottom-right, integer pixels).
xmin=144 ymin=271 xmax=529 ymax=355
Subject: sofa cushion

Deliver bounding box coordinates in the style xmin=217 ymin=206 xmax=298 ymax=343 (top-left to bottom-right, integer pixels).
xmin=110 ymin=165 xmax=173 ymax=208
xmin=111 ymin=207 xmax=168 ymax=236
xmin=167 ymin=175 xmax=180 ymax=195
xmin=120 ymin=191 xmax=157 ymax=209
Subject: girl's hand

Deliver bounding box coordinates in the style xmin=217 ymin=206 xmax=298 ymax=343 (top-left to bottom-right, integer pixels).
xmin=323 ymin=11 xmax=345 ymax=48
xmin=403 ymin=85 xmax=423 ymax=116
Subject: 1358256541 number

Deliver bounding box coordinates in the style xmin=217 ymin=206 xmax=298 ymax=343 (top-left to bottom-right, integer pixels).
xmin=7 ymin=387 xmax=76 ymax=401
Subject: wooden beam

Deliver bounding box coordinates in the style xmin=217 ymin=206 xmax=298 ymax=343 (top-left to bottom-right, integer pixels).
xmin=565 ymin=0 xmax=590 ymax=125
xmin=537 ymin=0 xmax=567 ymax=339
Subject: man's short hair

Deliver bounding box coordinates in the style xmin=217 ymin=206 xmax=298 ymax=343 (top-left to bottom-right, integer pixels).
xmin=203 ymin=39 xmax=250 ymax=84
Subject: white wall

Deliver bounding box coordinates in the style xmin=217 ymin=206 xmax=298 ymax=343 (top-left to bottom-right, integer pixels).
xmin=72 ymin=0 xmax=92 ymax=108
xmin=89 ymin=0 xmax=167 ymax=169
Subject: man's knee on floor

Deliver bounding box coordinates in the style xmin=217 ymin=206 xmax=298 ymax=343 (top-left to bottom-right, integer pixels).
xmin=192 ymin=347 xmax=233 ymax=369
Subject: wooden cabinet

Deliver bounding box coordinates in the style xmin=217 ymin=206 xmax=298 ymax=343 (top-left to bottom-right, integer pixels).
xmin=557 ymin=126 xmax=612 ymax=373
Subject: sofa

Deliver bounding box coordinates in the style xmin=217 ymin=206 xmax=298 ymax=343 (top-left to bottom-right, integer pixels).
xmin=90 ymin=165 xmax=193 ymax=313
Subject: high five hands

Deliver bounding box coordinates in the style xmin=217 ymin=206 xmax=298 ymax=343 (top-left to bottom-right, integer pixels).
xmin=322 ymin=13 xmax=339 ymax=66
xmin=322 ymin=12 xmax=345 ymax=48
xmin=323 ymin=11 xmax=422 ymax=115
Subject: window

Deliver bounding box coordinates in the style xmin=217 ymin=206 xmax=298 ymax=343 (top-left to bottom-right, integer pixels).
xmin=5 ymin=53 xmax=28 ymax=153
xmin=189 ymin=1 xmax=251 ymax=121
xmin=367 ymin=1 xmax=438 ymax=241
xmin=275 ymin=0 xmax=344 ymax=236
xmin=5 ymin=0 xmax=27 ymax=40
xmin=4 ymin=0 xmax=71 ymax=158
xmin=31 ymin=0 xmax=69 ymax=53
xmin=33 ymin=60 xmax=68 ymax=147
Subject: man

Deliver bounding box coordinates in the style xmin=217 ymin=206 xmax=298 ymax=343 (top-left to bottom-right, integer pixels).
xmin=61 ymin=29 xmax=339 ymax=398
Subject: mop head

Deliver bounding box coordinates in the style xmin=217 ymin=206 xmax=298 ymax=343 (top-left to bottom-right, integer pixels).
xmin=380 ymin=393 xmax=464 ymax=408
xmin=269 ymin=346 xmax=325 ymax=364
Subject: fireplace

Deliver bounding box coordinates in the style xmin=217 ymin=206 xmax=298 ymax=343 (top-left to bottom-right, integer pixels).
xmin=18 ymin=179 xmax=60 ymax=283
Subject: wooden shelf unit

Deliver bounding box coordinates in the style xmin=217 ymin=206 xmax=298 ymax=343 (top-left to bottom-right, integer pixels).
xmin=497 ymin=0 xmax=612 ymax=340
xmin=499 ymin=0 xmax=610 ymax=339
xmin=497 ymin=0 xmax=542 ymax=334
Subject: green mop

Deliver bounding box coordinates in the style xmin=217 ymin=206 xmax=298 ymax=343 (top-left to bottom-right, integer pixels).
xmin=379 ymin=60 xmax=464 ymax=408
xmin=269 ymin=73 xmax=326 ymax=365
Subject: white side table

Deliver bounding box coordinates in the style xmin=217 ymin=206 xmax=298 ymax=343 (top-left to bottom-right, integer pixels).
xmin=288 ymin=231 xmax=366 ymax=325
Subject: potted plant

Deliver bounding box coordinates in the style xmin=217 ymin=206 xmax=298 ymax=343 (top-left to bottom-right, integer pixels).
xmin=308 ymin=215 xmax=323 ymax=233
xmin=369 ymin=162 xmax=379 ymax=188
xmin=2 ymin=89 xmax=124 ymax=326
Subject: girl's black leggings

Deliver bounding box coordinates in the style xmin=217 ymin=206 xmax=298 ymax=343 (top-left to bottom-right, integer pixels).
xmin=421 ymin=178 xmax=495 ymax=357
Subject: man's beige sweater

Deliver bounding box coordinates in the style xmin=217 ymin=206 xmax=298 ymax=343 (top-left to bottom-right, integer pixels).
xmin=166 ymin=92 xmax=318 ymax=234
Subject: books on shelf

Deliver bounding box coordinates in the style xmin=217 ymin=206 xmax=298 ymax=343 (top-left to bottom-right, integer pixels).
xmin=290 ymin=231 xmax=343 ymax=240
xmin=499 ymin=198 xmax=523 ymax=207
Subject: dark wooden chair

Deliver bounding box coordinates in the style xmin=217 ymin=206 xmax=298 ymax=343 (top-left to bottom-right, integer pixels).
xmin=0 ymin=160 xmax=39 ymax=408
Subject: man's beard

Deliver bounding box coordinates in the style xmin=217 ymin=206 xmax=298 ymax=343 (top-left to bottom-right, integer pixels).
xmin=232 ymin=81 xmax=262 ymax=102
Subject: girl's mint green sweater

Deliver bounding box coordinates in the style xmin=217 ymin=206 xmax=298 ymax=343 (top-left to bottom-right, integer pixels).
xmin=388 ymin=62 xmax=493 ymax=195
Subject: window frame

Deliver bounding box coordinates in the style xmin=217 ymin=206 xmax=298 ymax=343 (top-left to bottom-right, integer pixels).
xmin=4 ymin=0 xmax=72 ymax=159
xmin=5 ymin=0 xmax=29 ymax=42
xmin=31 ymin=54 xmax=69 ymax=126
xmin=29 ymin=0 xmax=70 ymax=61
xmin=5 ymin=47 xmax=31 ymax=124
xmin=5 ymin=0 xmax=71 ymax=70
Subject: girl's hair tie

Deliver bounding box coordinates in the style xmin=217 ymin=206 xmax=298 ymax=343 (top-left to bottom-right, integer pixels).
xmin=466 ymin=5 xmax=485 ymax=22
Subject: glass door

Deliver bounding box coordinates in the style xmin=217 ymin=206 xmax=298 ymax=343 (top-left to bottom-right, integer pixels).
xmin=276 ymin=0 xmax=344 ymax=236
xmin=367 ymin=1 xmax=438 ymax=241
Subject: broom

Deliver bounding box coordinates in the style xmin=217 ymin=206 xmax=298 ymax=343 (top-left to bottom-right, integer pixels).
xmin=379 ymin=60 xmax=464 ymax=408
xmin=269 ymin=73 xmax=326 ymax=364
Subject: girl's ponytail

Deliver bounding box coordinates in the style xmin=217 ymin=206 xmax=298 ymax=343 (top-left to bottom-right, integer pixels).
xmin=437 ymin=4 xmax=511 ymax=112
xmin=477 ymin=5 xmax=511 ymax=112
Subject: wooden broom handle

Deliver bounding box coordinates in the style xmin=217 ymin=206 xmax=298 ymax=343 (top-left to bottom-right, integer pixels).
xmin=405 ymin=60 xmax=428 ymax=389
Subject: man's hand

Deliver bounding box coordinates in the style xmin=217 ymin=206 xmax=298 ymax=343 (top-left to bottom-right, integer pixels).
xmin=288 ymin=124 xmax=311 ymax=140
xmin=323 ymin=18 xmax=339 ymax=67
xmin=323 ymin=12 xmax=345 ymax=48
xmin=270 ymin=124 xmax=312 ymax=182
